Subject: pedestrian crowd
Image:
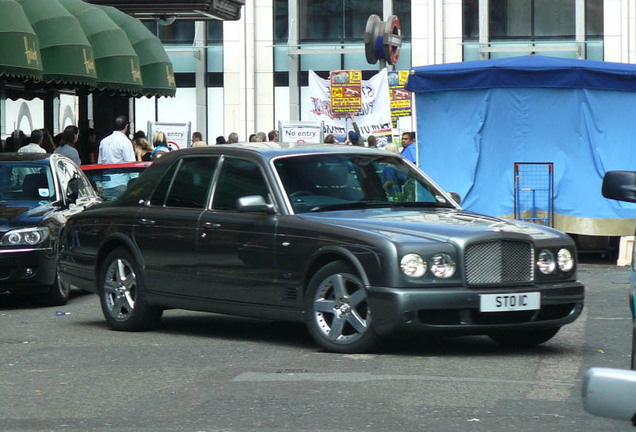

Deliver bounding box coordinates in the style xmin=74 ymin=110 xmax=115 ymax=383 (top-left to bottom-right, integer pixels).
xmin=2 ymin=114 xmax=417 ymax=166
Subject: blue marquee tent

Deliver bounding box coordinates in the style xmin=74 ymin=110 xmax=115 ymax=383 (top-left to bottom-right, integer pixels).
xmin=405 ymin=55 xmax=636 ymax=236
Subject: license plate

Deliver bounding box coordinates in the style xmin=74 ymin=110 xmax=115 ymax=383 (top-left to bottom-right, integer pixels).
xmin=479 ymin=292 xmax=540 ymax=312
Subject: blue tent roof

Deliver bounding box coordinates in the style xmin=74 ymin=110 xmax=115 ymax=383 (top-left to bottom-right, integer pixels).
xmin=405 ymin=55 xmax=636 ymax=93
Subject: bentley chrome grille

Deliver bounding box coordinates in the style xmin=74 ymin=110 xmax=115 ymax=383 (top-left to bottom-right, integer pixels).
xmin=465 ymin=240 xmax=534 ymax=286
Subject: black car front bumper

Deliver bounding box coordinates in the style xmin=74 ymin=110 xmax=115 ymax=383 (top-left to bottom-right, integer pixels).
xmin=367 ymin=281 xmax=585 ymax=336
xmin=0 ymin=247 xmax=57 ymax=292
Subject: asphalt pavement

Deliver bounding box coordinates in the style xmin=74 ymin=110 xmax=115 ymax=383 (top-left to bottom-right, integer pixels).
xmin=0 ymin=260 xmax=634 ymax=432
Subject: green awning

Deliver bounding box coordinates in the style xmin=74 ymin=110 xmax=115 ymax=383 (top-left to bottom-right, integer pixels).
xmin=98 ymin=5 xmax=176 ymax=97
xmin=58 ymin=0 xmax=143 ymax=95
xmin=16 ymin=0 xmax=96 ymax=87
xmin=0 ymin=0 xmax=42 ymax=81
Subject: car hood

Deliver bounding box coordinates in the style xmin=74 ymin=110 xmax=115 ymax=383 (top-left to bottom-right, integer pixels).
xmin=0 ymin=200 xmax=57 ymax=231
xmin=298 ymin=208 xmax=566 ymax=244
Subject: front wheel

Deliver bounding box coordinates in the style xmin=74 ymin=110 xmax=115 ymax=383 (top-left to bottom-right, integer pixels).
xmin=488 ymin=327 xmax=560 ymax=347
xmin=305 ymin=261 xmax=379 ymax=353
xmin=99 ymin=248 xmax=162 ymax=331
xmin=39 ymin=272 xmax=71 ymax=306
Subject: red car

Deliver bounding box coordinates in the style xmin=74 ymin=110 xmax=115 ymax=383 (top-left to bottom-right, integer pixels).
xmin=81 ymin=162 xmax=151 ymax=201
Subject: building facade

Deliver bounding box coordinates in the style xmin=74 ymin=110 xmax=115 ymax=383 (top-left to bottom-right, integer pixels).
xmin=5 ymin=0 xmax=635 ymax=142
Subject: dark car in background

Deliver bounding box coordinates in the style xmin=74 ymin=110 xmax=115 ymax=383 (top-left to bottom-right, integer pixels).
xmin=0 ymin=153 xmax=100 ymax=305
xmin=58 ymin=144 xmax=584 ymax=353
xmin=81 ymin=161 xmax=151 ymax=201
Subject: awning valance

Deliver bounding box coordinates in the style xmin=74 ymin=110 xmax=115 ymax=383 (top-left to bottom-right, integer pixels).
xmin=0 ymin=0 xmax=176 ymax=97
xmin=58 ymin=0 xmax=143 ymax=95
xmin=16 ymin=0 xmax=97 ymax=87
xmin=0 ymin=0 xmax=42 ymax=81
xmin=99 ymin=5 xmax=176 ymax=97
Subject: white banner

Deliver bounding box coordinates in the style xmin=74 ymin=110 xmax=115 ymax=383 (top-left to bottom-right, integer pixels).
xmin=148 ymin=121 xmax=191 ymax=150
xmin=308 ymin=69 xmax=393 ymax=146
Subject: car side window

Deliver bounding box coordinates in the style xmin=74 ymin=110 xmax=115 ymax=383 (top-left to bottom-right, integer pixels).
xmin=213 ymin=158 xmax=271 ymax=211
xmin=165 ymin=157 xmax=219 ymax=209
xmin=150 ymin=161 xmax=179 ymax=206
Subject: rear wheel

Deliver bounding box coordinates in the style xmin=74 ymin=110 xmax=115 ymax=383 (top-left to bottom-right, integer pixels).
xmin=488 ymin=327 xmax=560 ymax=347
xmin=305 ymin=261 xmax=379 ymax=353
xmin=99 ymin=248 xmax=162 ymax=331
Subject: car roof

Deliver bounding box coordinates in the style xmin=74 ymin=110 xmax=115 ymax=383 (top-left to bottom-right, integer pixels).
xmin=81 ymin=161 xmax=151 ymax=171
xmin=0 ymin=152 xmax=52 ymax=162
xmin=152 ymin=142 xmax=392 ymax=165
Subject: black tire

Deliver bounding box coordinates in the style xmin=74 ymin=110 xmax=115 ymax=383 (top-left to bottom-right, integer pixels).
xmin=98 ymin=247 xmax=162 ymax=331
xmin=39 ymin=272 xmax=71 ymax=306
xmin=488 ymin=327 xmax=560 ymax=347
xmin=305 ymin=260 xmax=379 ymax=353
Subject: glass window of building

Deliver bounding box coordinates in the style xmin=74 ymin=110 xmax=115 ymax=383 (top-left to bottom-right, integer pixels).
xmin=463 ymin=0 xmax=603 ymax=40
xmin=207 ymin=20 xmax=223 ymax=43
xmin=158 ymin=21 xmax=195 ymax=44
xmin=141 ymin=20 xmax=195 ymax=44
xmin=275 ymin=1 xmax=409 ymax=43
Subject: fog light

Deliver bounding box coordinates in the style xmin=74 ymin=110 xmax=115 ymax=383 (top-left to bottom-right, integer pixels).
xmin=23 ymin=268 xmax=34 ymax=277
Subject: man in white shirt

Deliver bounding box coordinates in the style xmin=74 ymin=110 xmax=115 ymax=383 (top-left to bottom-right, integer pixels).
xmin=98 ymin=115 xmax=135 ymax=164
xmin=18 ymin=129 xmax=46 ymax=154
xmin=97 ymin=116 xmax=135 ymax=197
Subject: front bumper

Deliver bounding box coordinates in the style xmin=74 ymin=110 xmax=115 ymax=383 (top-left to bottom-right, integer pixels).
xmin=0 ymin=247 xmax=57 ymax=291
xmin=367 ymin=281 xmax=585 ymax=336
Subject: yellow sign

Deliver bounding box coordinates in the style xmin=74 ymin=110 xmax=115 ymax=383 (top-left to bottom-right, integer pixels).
xmin=330 ymin=70 xmax=362 ymax=114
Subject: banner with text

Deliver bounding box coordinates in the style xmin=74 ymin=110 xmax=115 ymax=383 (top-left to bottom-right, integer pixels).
xmin=330 ymin=70 xmax=362 ymax=114
xmin=388 ymin=70 xmax=412 ymax=128
xmin=309 ymin=69 xmax=393 ymax=147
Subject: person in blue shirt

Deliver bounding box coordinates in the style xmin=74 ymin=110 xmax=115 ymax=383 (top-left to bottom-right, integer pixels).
xmin=400 ymin=131 xmax=417 ymax=164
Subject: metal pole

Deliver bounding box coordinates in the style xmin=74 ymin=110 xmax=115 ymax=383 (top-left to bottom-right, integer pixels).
xmin=195 ymin=20 xmax=208 ymax=140
xmin=288 ymin=0 xmax=299 ymax=121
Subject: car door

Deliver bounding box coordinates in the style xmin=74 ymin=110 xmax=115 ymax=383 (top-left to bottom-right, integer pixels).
xmin=134 ymin=156 xmax=219 ymax=298
xmin=196 ymin=156 xmax=279 ymax=304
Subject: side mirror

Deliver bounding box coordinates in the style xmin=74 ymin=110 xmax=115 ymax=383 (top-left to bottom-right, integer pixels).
xmin=65 ymin=178 xmax=80 ymax=204
xmin=602 ymin=171 xmax=636 ymax=203
xmin=236 ymin=195 xmax=276 ymax=214
xmin=582 ymin=367 xmax=636 ymax=423
xmin=449 ymin=192 xmax=461 ymax=206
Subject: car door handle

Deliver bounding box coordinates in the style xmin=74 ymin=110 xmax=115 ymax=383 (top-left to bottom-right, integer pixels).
xmin=139 ymin=218 xmax=156 ymax=225
xmin=203 ymin=222 xmax=221 ymax=229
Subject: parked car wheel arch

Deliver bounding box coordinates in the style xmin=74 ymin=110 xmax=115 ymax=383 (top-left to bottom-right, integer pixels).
xmin=304 ymin=248 xmax=371 ymax=297
xmin=96 ymin=236 xmax=145 ymax=281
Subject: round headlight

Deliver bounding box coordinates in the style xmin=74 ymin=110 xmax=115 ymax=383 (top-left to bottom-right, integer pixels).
xmin=430 ymin=253 xmax=456 ymax=278
xmin=400 ymin=253 xmax=426 ymax=278
xmin=23 ymin=231 xmax=42 ymax=245
xmin=537 ymin=250 xmax=556 ymax=274
xmin=7 ymin=233 xmax=22 ymax=245
xmin=557 ymin=248 xmax=573 ymax=272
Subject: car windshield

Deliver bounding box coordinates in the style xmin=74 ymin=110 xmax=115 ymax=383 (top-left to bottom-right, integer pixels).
xmin=274 ymin=153 xmax=455 ymax=213
xmin=84 ymin=167 xmax=145 ymax=201
xmin=0 ymin=163 xmax=55 ymax=201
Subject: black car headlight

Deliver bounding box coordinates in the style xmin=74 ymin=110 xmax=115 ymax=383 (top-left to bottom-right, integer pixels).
xmin=1 ymin=227 xmax=50 ymax=246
